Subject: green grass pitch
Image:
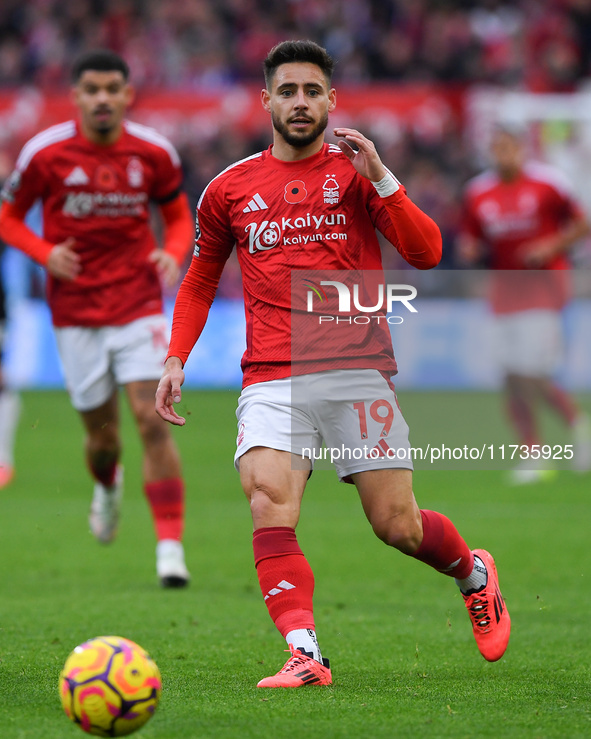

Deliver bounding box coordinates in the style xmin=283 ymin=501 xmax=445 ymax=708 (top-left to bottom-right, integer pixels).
xmin=0 ymin=389 xmax=590 ymax=738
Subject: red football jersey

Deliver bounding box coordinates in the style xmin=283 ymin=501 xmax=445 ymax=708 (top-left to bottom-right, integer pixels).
xmin=191 ymin=143 xmax=440 ymax=386
xmin=2 ymin=120 xmax=183 ymax=327
xmin=462 ymin=161 xmax=584 ymax=312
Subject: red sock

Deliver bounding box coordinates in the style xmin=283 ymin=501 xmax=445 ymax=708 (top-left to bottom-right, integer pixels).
xmin=506 ymin=394 xmax=539 ymax=448
xmin=144 ymin=478 xmax=185 ymax=541
xmin=541 ymin=382 xmax=579 ymax=426
xmin=89 ymin=459 xmax=118 ymax=487
xmin=253 ymin=527 xmax=315 ymax=637
xmin=411 ymin=510 xmax=473 ymax=579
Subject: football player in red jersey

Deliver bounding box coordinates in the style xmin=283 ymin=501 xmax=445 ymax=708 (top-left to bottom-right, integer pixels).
xmin=458 ymin=125 xmax=591 ymax=483
xmin=0 ymin=50 xmax=194 ymax=587
xmin=156 ymin=40 xmax=511 ymax=685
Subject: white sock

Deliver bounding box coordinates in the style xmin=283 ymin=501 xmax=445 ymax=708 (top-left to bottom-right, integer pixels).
xmin=455 ymin=555 xmax=488 ymax=595
xmin=285 ymin=629 xmax=322 ymax=663
xmin=0 ymin=390 xmax=20 ymax=466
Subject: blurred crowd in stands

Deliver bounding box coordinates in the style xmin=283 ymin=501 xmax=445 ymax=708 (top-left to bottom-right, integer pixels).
xmin=1 ymin=0 xmax=591 ymax=295
xmin=2 ymin=0 xmax=591 ymax=91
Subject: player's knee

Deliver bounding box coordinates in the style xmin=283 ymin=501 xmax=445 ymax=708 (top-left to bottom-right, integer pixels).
xmin=372 ymin=512 xmax=422 ymax=554
xmin=86 ymin=428 xmax=120 ymax=454
xmin=248 ymin=482 xmax=279 ymax=512
xmin=138 ymin=414 xmax=170 ymax=447
xmin=247 ymin=482 xmax=298 ymax=525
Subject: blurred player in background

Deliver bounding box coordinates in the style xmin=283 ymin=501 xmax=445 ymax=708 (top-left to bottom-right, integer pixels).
xmin=0 ymin=153 xmax=21 ymax=487
xmin=0 ymin=245 xmax=20 ymax=488
xmin=156 ymin=40 xmax=511 ymax=687
xmin=458 ymin=124 xmax=591 ymax=484
xmin=0 ymin=49 xmax=194 ymax=586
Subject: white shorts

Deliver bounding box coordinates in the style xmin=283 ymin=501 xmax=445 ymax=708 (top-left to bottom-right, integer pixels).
xmin=493 ymin=310 xmax=563 ymax=377
xmin=55 ymin=314 xmax=170 ymax=411
xmin=234 ymin=369 xmax=413 ymax=482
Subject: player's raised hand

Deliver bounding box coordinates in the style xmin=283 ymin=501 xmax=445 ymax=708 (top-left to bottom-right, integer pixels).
xmin=333 ymin=127 xmax=387 ymax=183
xmin=155 ymin=356 xmax=186 ymax=426
xmin=47 ymin=237 xmax=81 ymax=281
xmin=149 ymin=249 xmax=181 ymax=289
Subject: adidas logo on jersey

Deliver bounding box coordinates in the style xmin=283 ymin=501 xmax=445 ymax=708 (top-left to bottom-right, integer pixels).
xmin=64 ymin=166 xmax=90 ymax=186
xmin=243 ymin=193 xmax=269 ymax=213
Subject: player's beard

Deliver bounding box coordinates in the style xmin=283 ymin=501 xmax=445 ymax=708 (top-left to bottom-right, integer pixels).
xmin=95 ymin=122 xmax=113 ymax=136
xmin=272 ymin=110 xmax=329 ymax=148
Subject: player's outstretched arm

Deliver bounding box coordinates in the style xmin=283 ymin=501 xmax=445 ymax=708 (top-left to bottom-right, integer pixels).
xmin=155 ymin=255 xmax=226 ymax=425
xmin=155 ymin=357 xmax=186 ymax=426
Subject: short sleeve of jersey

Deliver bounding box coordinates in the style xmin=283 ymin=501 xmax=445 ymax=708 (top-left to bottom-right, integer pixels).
xmin=149 ymin=142 xmax=183 ymax=204
xmin=194 ymin=177 xmax=235 ymax=263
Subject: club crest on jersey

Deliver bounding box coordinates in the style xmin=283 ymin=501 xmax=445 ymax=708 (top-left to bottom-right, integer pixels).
xmin=245 ymin=220 xmax=281 ymax=253
xmin=323 ymin=174 xmax=339 ymax=204
xmin=127 ymin=157 xmax=144 ymax=187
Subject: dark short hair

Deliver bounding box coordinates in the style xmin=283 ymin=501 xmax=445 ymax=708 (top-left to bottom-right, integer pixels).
xmin=263 ymin=40 xmax=334 ymax=88
xmin=71 ymin=49 xmax=129 ymax=82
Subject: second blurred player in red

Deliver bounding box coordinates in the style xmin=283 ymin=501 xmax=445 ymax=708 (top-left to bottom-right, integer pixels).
xmin=458 ymin=124 xmax=591 ymax=483
xmin=0 ymin=50 xmax=194 ymax=586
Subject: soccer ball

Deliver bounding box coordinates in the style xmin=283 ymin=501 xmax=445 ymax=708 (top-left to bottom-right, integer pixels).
xmin=59 ymin=635 xmax=162 ymax=737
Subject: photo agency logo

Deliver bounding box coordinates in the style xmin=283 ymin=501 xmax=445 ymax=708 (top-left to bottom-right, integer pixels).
xmin=303 ymin=278 xmax=418 ymax=324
